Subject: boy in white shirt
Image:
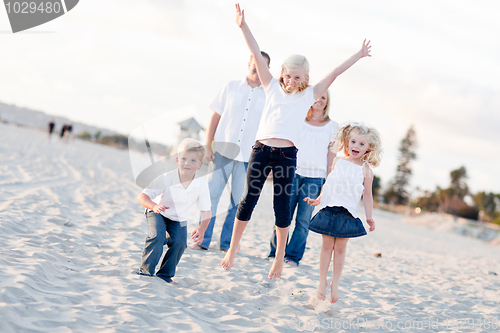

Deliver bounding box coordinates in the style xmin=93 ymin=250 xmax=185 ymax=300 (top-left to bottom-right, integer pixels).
xmin=137 ymin=139 xmax=211 ymax=284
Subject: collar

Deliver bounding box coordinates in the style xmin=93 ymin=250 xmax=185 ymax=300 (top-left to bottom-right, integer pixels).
xmin=170 ymin=168 xmax=200 ymax=190
xmin=240 ymin=78 xmax=262 ymax=89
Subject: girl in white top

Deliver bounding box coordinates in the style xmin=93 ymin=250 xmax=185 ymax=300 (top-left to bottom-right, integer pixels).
xmin=305 ymin=122 xmax=383 ymax=303
xmin=222 ymin=4 xmax=372 ymax=280
xmin=268 ymin=90 xmax=338 ymax=266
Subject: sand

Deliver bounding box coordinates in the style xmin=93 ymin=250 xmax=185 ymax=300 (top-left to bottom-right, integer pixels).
xmin=1 ymin=123 xmax=499 ymax=332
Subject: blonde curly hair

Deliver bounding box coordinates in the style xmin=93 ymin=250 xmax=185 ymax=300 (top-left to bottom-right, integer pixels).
xmin=332 ymin=122 xmax=383 ymax=167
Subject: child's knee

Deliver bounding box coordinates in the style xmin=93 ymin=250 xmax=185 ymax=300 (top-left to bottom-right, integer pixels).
xmin=321 ymin=236 xmax=335 ymax=250
xmin=236 ymin=200 xmax=255 ymax=222
xmin=321 ymin=242 xmax=335 ymax=251
xmin=275 ymin=210 xmax=291 ymax=228
xmin=275 ymin=219 xmax=291 ymax=228
xmin=147 ymin=232 xmax=167 ymax=246
xmin=335 ymin=243 xmax=347 ymax=254
xmin=170 ymin=237 xmax=187 ymax=251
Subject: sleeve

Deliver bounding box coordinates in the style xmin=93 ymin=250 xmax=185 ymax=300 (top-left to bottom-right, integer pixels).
xmin=209 ymin=82 xmax=229 ymax=115
xmin=196 ymin=181 xmax=212 ymax=212
xmin=142 ymin=174 xmax=167 ymax=200
xmin=264 ymin=77 xmax=279 ymax=93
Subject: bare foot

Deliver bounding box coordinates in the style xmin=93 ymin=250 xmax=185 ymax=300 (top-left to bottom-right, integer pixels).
xmin=330 ymin=282 xmax=340 ymax=303
xmin=188 ymin=243 xmax=206 ymax=250
xmin=268 ymin=258 xmax=284 ymax=279
xmin=221 ymin=244 xmax=240 ymax=270
xmin=316 ymin=282 xmax=327 ymax=301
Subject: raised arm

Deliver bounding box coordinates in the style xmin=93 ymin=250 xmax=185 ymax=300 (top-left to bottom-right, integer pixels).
xmin=235 ymin=4 xmax=272 ymax=89
xmin=362 ymin=165 xmax=375 ymax=232
xmin=313 ymin=39 xmax=371 ymax=100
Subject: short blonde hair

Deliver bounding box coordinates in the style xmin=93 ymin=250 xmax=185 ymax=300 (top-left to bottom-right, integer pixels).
xmin=305 ymin=90 xmax=331 ymax=123
xmin=332 ymin=123 xmax=383 ymax=167
xmin=177 ymin=138 xmax=205 ymax=161
xmin=279 ymin=54 xmax=310 ymax=93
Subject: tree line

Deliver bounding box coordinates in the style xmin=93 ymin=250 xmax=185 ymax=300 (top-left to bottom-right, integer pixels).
xmin=377 ymin=126 xmax=500 ymax=225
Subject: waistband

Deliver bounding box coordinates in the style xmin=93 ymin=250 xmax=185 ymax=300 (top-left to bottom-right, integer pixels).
xmin=145 ymin=209 xmax=188 ymax=226
xmin=254 ymin=141 xmax=297 ymax=153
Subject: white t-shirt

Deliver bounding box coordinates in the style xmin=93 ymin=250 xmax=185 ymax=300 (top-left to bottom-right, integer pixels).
xmin=211 ymin=79 xmax=266 ymax=162
xmin=319 ymin=159 xmax=365 ymax=218
xmin=142 ymin=169 xmax=211 ymax=222
xmin=296 ymin=120 xmax=338 ymax=179
xmin=255 ymin=78 xmax=316 ymax=147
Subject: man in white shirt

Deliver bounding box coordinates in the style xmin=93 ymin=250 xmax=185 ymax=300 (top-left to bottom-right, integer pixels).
xmin=189 ymin=51 xmax=270 ymax=251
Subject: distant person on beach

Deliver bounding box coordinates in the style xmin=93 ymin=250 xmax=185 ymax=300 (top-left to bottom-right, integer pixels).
xmin=268 ymin=90 xmax=337 ymax=266
xmin=48 ymin=120 xmax=55 ymax=139
xmin=66 ymin=123 xmax=73 ymax=142
xmin=189 ymin=51 xmax=270 ymax=252
xmin=60 ymin=124 xmax=68 ymax=140
xmin=221 ymin=4 xmax=372 ymax=280
xmin=137 ymin=138 xmax=211 ymax=284
xmin=304 ymin=122 xmax=382 ymax=303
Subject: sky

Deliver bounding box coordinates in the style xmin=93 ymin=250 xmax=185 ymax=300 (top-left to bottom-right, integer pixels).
xmin=1 ymin=0 xmax=499 ymax=195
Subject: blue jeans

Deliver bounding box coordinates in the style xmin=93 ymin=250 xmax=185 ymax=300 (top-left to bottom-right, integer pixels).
xmin=236 ymin=141 xmax=297 ymax=228
xmin=199 ymin=152 xmax=248 ymax=250
xmin=269 ymin=174 xmax=324 ymax=265
xmin=140 ymin=210 xmax=187 ymax=282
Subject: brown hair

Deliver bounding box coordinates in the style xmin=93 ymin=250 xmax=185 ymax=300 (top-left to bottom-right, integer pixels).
xmin=250 ymin=51 xmax=271 ymax=66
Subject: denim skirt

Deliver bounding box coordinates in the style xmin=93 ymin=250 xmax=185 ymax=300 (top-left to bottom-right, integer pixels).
xmin=309 ymin=206 xmax=367 ymax=238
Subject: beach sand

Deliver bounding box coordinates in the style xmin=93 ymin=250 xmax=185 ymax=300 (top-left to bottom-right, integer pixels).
xmin=1 ymin=123 xmax=499 ymax=332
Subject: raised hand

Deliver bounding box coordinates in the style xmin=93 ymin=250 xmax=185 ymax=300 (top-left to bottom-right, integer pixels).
xmin=235 ymin=3 xmax=245 ymax=28
xmin=361 ymin=39 xmax=372 ymax=58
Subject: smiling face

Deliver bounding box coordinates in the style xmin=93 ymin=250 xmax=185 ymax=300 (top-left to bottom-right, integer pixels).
xmin=312 ymin=91 xmax=328 ymax=112
xmin=347 ymin=132 xmax=370 ymax=159
xmin=306 ymin=91 xmax=330 ymax=122
xmin=281 ymin=67 xmax=308 ymax=93
xmin=176 ymin=151 xmax=203 ymax=177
